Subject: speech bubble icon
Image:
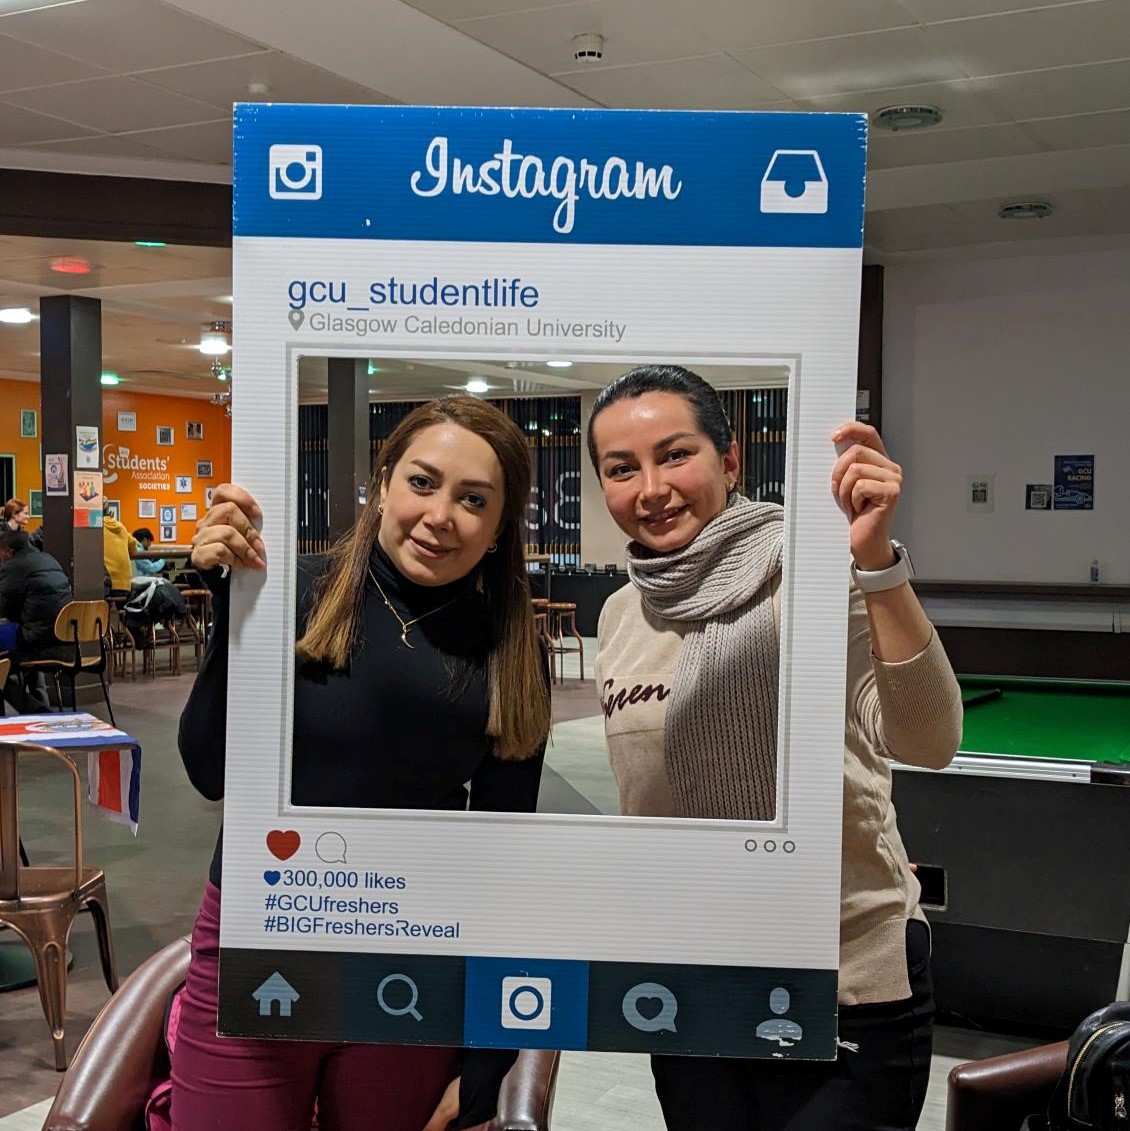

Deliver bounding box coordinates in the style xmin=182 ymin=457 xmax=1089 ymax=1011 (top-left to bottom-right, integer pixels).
xmin=314 ymin=831 xmax=347 ymax=864
xmin=621 ymin=982 xmax=678 ymax=1033
xmin=288 ymin=308 xmax=305 ymax=330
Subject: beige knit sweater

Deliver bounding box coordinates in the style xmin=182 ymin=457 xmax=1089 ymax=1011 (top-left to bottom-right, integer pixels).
xmin=596 ymin=575 xmax=963 ymax=1005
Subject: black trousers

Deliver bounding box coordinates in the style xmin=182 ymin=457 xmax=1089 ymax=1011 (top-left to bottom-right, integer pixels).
xmin=651 ymin=920 xmax=934 ymax=1131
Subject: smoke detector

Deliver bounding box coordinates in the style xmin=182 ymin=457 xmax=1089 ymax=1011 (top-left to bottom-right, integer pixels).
xmin=998 ymin=200 xmax=1054 ymax=220
xmin=873 ymin=105 xmax=943 ymax=132
xmin=572 ymin=33 xmax=604 ymax=62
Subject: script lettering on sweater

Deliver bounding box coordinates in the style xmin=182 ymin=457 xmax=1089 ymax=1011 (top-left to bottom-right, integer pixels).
xmin=601 ymin=678 xmax=670 ymax=717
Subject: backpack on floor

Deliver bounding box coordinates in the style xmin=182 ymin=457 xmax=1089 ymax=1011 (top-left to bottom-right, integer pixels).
xmin=1026 ymin=1002 xmax=1130 ymax=1131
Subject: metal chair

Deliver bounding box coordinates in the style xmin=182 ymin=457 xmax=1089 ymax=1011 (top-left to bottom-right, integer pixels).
xmin=18 ymin=600 xmax=116 ymax=725
xmin=0 ymin=740 xmax=118 ymax=1069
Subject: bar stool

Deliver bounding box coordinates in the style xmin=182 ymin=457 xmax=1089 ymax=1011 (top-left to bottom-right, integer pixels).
xmin=547 ymin=601 xmax=584 ymax=682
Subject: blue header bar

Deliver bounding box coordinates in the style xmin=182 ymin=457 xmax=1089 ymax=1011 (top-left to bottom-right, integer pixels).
xmin=233 ymin=105 xmax=866 ymax=249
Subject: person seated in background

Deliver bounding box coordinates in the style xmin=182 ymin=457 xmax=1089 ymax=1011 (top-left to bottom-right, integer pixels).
xmin=131 ymin=527 xmax=166 ymax=576
xmin=3 ymin=497 xmax=44 ymax=550
xmin=102 ymin=504 xmax=133 ymax=599
xmin=0 ymin=528 xmax=72 ymax=711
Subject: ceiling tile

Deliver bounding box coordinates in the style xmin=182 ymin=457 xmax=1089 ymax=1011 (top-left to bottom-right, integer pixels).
xmin=735 ymin=27 xmax=964 ymax=99
xmin=457 ymin=0 xmax=718 ymax=75
xmin=868 ymin=121 xmax=1044 ymax=169
xmin=0 ymin=0 xmax=268 ymax=73
xmin=799 ymin=79 xmax=1003 ymax=129
xmin=3 ymin=75 xmax=225 ymax=132
xmin=969 ymin=59 xmax=1130 ymax=120
xmin=650 ymin=0 xmax=917 ymax=51
xmin=119 ymin=118 xmax=233 ymax=163
xmin=1019 ymin=108 xmax=1130 ymax=151
xmin=17 ymin=132 xmax=169 ymax=158
xmin=404 ymin=0 xmax=591 ymax=19
xmin=135 ymin=51 xmax=396 ymax=110
xmin=864 ymin=202 xmax=971 ymax=251
xmin=556 ymin=54 xmax=790 ymax=109
xmin=898 ymin=0 xmax=1100 ymax=18
xmin=0 ymin=32 xmax=109 ymax=92
xmin=923 ymin=1 xmax=1130 ymax=77
xmin=0 ymin=98 xmax=96 ymax=143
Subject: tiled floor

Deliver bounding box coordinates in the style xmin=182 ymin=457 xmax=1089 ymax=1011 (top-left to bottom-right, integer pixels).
xmin=0 ymin=639 xmax=1041 ymax=1129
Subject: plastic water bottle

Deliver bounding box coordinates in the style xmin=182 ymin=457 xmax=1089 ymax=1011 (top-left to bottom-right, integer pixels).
xmin=1090 ymin=559 xmax=1101 ymax=583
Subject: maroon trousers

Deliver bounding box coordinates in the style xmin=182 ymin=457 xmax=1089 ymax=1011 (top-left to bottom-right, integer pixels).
xmin=170 ymin=884 xmax=461 ymax=1131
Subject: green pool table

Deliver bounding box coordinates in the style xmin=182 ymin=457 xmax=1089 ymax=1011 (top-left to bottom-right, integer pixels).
xmin=891 ymin=675 xmax=1130 ymax=1032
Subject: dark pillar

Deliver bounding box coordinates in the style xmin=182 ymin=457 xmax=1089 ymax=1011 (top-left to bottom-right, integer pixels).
xmin=40 ymin=295 xmax=103 ymax=599
xmin=326 ymin=358 xmax=369 ymax=542
xmin=857 ymin=264 xmax=883 ymax=432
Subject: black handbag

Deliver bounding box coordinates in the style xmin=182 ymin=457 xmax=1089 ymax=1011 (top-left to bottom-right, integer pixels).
xmin=1036 ymin=1002 xmax=1130 ymax=1131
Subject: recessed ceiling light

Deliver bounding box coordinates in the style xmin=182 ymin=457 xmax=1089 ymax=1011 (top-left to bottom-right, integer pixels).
xmin=545 ymin=360 xmax=573 ymax=369
xmin=466 ymin=378 xmax=490 ymax=394
xmin=100 ymin=372 xmax=120 ymax=385
xmin=0 ymin=307 xmax=35 ymax=324
xmin=50 ymin=256 xmax=91 ymax=275
xmin=873 ymin=105 xmax=944 ymax=132
xmin=998 ymin=200 xmax=1054 ymax=220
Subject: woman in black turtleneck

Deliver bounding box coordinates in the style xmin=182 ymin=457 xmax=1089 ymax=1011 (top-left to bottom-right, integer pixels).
xmin=172 ymin=397 xmax=552 ymax=1131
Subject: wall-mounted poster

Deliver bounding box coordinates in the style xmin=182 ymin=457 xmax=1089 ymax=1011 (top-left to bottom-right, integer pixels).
xmin=104 ymin=499 xmax=121 ymax=522
xmin=160 ymin=505 xmax=176 ymax=526
xmin=1054 ymin=455 xmax=1094 ymax=510
xmin=138 ymin=498 xmax=157 ymax=519
xmin=180 ymin=503 xmax=198 ymax=521
xmin=204 ymin=488 xmax=215 ymax=509
xmin=156 ymin=426 xmax=174 ymax=446
xmin=28 ymin=489 xmax=43 ymax=518
xmin=1025 ymin=484 xmax=1052 ymax=510
xmin=45 ymin=453 xmax=69 ymax=495
xmin=160 ymin=524 xmax=177 ymax=542
xmin=966 ymin=474 xmax=995 ymax=514
xmin=175 ymin=475 xmax=192 ymax=493
xmin=187 ymin=421 xmax=204 ymax=440
xmin=20 ymin=409 xmax=37 ymax=438
xmin=117 ymin=411 xmax=137 ymax=432
xmin=73 ymin=470 xmax=103 ymax=527
xmin=196 ymin=460 xmax=214 ymax=478
xmin=76 ymin=425 xmax=100 ymax=469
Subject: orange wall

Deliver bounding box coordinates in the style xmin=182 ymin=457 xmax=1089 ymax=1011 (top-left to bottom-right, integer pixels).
xmin=1 ymin=380 xmax=231 ymax=543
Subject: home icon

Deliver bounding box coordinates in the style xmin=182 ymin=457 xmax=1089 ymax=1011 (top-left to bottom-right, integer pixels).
xmin=253 ymin=972 xmax=300 ymax=1018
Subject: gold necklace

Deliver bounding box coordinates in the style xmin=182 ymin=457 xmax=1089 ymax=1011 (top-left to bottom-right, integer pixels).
xmin=367 ymin=567 xmax=460 ymax=649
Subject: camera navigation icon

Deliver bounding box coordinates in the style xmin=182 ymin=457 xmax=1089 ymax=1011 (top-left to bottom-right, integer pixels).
xmin=501 ymin=976 xmax=552 ymax=1030
xmin=760 ymin=150 xmax=828 ymax=215
xmin=621 ymin=982 xmax=678 ymax=1033
xmin=269 ymin=144 xmax=323 ymax=200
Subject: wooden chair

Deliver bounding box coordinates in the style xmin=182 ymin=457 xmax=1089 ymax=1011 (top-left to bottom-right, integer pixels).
xmin=0 ymin=740 xmax=118 ymax=1070
xmin=177 ymin=588 xmax=212 ymax=669
xmin=547 ymin=602 xmax=585 ymax=682
xmin=0 ymin=656 xmax=10 ymax=711
xmin=105 ymin=597 xmax=136 ymax=682
xmin=18 ymin=600 xmax=116 ymax=725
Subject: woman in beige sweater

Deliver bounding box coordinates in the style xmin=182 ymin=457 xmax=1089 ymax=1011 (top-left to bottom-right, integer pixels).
xmin=589 ymin=365 xmax=963 ymax=1131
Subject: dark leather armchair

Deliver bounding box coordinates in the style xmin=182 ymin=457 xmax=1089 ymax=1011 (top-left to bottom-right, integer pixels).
xmin=946 ymin=1040 xmax=1067 ymax=1131
xmin=44 ymin=936 xmax=561 ymax=1131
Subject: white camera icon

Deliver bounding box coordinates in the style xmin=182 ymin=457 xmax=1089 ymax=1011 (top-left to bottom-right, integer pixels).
xmin=269 ymin=144 xmax=323 ymax=200
xmin=500 ymin=976 xmax=552 ymax=1030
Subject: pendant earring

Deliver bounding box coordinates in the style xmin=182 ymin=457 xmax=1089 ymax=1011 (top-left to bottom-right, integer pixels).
xmin=377 ymin=503 xmax=384 ymax=516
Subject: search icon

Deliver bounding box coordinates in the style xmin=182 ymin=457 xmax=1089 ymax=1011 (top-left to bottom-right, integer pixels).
xmin=376 ymin=973 xmax=423 ymax=1021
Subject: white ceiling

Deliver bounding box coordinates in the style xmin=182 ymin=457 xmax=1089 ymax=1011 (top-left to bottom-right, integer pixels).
xmin=1 ymin=0 xmax=1129 ymax=397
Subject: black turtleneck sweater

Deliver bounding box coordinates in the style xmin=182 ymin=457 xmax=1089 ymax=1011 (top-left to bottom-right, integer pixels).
xmin=177 ymin=546 xmax=547 ymax=1129
xmin=178 ymin=544 xmax=546 ymax=886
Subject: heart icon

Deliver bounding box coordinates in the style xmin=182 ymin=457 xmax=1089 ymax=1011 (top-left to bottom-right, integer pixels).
xmin=263 ymin=870 xmax=281 ymax=885
xmin=266 ymin=830 xmax=301 ymax=860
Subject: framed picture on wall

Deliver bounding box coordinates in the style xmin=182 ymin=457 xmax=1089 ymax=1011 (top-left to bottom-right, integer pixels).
xmin=117 ymin=411 xmax=137 ymax=432
xmin=186 ymin=421 xmax=204 ymax=440
xmin=204 ymin=488 xmax=215 ymax=509
xmin=138 ymin=498 xmax=157 ymax=519
xmin=196 ymin=460 xmax=214 ymax=478
xmin=160 ymin=505 xmax=176 ymax=526
xmin=160 ymin=525 xmax=177 ymax=543
xmin=104 ymin=499 xmax=121 ymax=522
xmin=156 ymin=426 xmax=174 ymax=446
xmin=175 ymin=475 xmax=192 ymax=493
xmin=28 ymin=490 xmax=43 ymax=518
xmin=20 ymin=409 xmax=37 ymax=438
xmin=180 ymin=503 xmax=198 ymax=521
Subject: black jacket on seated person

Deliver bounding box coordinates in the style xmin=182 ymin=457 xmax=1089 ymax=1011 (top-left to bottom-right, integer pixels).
xmin=0 ymin=535 xmax=72 ymax=654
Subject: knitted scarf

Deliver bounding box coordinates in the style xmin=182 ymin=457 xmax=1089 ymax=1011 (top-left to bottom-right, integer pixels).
xmin=626 ymin=494 xmax=784 ymax=820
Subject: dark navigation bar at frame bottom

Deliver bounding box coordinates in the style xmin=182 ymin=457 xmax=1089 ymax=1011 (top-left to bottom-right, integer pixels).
xmin=219 ymin=949 xmax=838 ymax=1059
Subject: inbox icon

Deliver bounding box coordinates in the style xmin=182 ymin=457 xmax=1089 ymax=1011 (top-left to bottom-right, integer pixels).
xmin=269 ymin=145 xmax=323 ymax=200
xmin=501 ymin=976 xmax=552 ymax=1030
xmin=760 ymin=149 xmax=828 ymax=214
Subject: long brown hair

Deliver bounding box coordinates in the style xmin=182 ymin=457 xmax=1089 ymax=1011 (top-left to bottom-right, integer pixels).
xmin=296 ymin=396 xmax=550 ymax=760
xmin=3 ymin=498 xmax=27 ymax=522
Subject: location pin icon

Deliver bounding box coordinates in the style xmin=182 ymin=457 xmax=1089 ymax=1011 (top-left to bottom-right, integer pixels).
xmin=289 ymin=309 xmax=305 ymax=330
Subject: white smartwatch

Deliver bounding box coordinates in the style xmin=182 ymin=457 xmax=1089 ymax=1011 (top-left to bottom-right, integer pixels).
xmin=850 ymin=539 xmax=914 ymax=593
